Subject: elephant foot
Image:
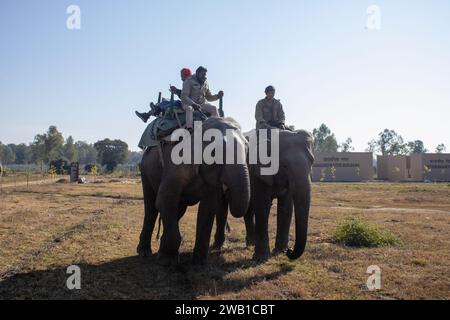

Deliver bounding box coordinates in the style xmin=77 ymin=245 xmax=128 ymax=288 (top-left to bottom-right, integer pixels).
xmin=272 ymin=247 xmax=287 ymax=256
xmin=253 ymin=247 xmax=270 ymax=262
xmin=212 ymin=239 xmax=225 ymax=251
xmin=252 ymin=252 xmax=269 ymax=262
xmin=246 ymin=236 xmax=256 ymax=247
xmin=137 ymin=243 xmax=152 ymax=259
xmin=192 ymin=255 xmax=208 ymax=266
xmin=157 ymin=252 xmax=179 ymax=267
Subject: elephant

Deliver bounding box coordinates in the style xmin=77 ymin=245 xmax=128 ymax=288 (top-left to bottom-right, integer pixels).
xmin=214 ymin=129 xmax=314 ymax=261
xmin=137 ymin=117 xmax=251 ymax=265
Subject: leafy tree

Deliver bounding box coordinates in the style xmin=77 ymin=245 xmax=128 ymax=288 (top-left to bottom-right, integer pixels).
xmin=376 ymin=129 xmax=407 ymax=155
xmin=84 ymin=164 xmax=99 ymax=175
xmin=31 ymin=133 xmax=46 ymax=165
xmin=8 ymin=143 xmax=32 ymax=164
xmin=76 ymin=141 xmax=98 ymax=165
xmin=127 ymin=151 xmax=143 ymax=165
xmin=31 ymin=126 xmax=64 ymax=163
xmin=94 ymin=139 xmax=129 ymax=172
xmin=49 ymin=159 xmax=70 ymax=174
xmin=63 ymin=136 xmax=78 ymax=163
xmin=406 ymin=140 xmax=427 ymax=155
xmin=312 ymin=124 xmax=339 ymax=153
xmin=1 ymin=145 xmax=16 ymax=164
xmin=0 ymin=142 xmax=3 ymax=163
xmin=366 ymin=139 xmax=378 ymax=153
xmin=435 ymin=144 xmax=446 ymax=153
xmin=340 ymin=138 xmax=354 ymax=152
xmin=45 ymin=126 xmax=64 ymax=161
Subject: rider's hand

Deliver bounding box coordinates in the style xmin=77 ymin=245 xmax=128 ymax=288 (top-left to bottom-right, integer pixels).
xmin=217 ymin=91 xmax=224 ymax=98
xmin=192 ymin=104 xmax=201 ymax=111
xmin=169 ymin=85 xmax=178 ymax=94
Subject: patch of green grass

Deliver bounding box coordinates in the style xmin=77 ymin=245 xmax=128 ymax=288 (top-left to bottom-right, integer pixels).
xmin=411 ymin=259 xmax=427 ymax=267
xmin=334 ymin=217 xmax=400 ymax=248
xmin=276 ymin=260 xmax=296 ymax=273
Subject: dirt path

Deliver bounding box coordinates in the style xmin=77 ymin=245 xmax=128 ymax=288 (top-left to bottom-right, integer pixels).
xmin=0 ymin=178 xmax=55 ymax=189
xmin=328 ymin=206 xmax=450 ymax=214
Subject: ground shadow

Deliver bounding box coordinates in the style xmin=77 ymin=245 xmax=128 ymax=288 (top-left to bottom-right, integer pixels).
xmin=0 ymin=251 xmax=291 ymax=299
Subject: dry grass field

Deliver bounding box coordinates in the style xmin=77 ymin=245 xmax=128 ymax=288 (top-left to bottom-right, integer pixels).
xmin=0 ymin=178 xmax=449 ymax=300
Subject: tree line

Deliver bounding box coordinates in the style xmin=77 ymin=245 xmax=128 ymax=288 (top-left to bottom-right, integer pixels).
xmin=312 ymin=124 xmax=447 ymax=155
xmin=0 ymin=126 xmax=143 ymax=172
xmin=1 ymin=124 xmax=447 ymax=170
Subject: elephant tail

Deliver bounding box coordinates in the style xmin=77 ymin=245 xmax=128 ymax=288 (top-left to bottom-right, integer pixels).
xmin=156 ymin=215 xmax=162 ymax=240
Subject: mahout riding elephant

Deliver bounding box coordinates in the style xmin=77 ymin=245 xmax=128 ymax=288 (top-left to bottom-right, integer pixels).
xmin=214 ymin=129 xmax=314 ymax=261
xmin=137 ymin=117 xmax=251 ymax=265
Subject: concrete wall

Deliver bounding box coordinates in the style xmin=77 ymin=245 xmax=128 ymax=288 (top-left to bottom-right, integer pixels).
xmin=410 ymin=153 xmax=450 ymax=182
xmin=377 ymin=155 xmax=409 ymax=181
xmin=377 ymin=155 xmax=388 ymax=180
xmin=409 ymin=154 xmax=423 ymax=181
xmin=312 ymin=152 xmax=373 ymax=182
xmin=378 ymin=153 xmax=450 ymax=182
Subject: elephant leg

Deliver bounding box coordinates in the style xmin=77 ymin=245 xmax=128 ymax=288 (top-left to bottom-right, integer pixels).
xmin=274 ymin=192 xmax=293 ymax=254
xmin=253 ymin=180 xmax=273 ymax=261
xmin=178 ymin=204 xmax=188 ymax=221
xmin=193 ymin=196 xmax=216 ymax=265
xmin=244 ymin=203 xmax=256 ymax=247
xmin=156 ymin=182 xmax=182 ymax=266
xmin=137 ymin=173 xmax=158 ymax=258
xmin=213 ymin=195 xmax=228 ymax=250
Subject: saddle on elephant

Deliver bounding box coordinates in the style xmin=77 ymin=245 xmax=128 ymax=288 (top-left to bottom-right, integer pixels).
xmin=138 ymin=100 xmax=208 ymax=150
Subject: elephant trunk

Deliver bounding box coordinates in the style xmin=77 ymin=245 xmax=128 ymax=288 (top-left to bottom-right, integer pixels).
xmin=222 ymin=164 xmax=250 ymax=218
xmin=286 ymin=173 xmax=311 ymax=260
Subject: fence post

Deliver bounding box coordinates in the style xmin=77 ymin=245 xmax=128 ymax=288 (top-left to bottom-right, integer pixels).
xmin=0 ymin=164 xmax=3 ymax=194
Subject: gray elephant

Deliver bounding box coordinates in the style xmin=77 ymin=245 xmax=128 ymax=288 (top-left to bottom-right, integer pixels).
xmin=137 ymin=117 xmax=251 ymax=265
xmin=214 ymin=129 xmax=314 ymax=261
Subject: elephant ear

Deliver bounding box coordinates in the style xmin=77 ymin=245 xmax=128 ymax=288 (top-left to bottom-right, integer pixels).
xmin=295 ymin=130 xmax=315 ymax=165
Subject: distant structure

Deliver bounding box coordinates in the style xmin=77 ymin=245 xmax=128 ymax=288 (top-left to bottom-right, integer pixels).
xmin=377 ymin=155 xmax=409 ymax=181
xmin=378 ymin=153 xmax=450 ymax=182
xmin=70 ymin=162 xmax=80 ymax=183
xmin=312 ymin=152 xmax=374 ymax=182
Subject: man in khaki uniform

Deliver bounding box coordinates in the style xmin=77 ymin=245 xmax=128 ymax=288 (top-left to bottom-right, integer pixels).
xmin=255 ymin=85 xmax=286 ymax=130
xmin=181 ymin=66 xmax=223 ymax=129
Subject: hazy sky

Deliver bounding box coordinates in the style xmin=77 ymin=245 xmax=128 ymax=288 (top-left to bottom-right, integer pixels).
xmin=1 ymin=0 xmax=449 ymax=151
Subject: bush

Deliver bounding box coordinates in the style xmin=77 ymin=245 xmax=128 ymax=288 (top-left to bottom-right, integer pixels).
xmin=49 ymin=159 xmax=69 ymax=174
xmin=84 ymin=164 xmax=99 ymax=175
xmin=334 ymin=217 xmax=400 ymax=248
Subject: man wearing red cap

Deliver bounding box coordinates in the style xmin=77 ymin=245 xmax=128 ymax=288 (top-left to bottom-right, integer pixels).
xmin=135 ymin=68 xmax=192 ymax=123
xmin=169 ymin=68 xmax=192 ymax=98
